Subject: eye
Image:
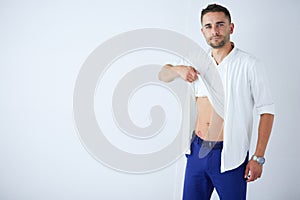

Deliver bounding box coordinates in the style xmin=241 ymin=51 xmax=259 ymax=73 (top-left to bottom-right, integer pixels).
xmin=204 ymin=24 xmax=212 ymax=29
xmin=217 ymin=23 xmax=225 ymax=28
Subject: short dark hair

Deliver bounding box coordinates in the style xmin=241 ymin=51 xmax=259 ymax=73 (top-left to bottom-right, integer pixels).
xmin=201 ymin=4 xmax=231 ymax=24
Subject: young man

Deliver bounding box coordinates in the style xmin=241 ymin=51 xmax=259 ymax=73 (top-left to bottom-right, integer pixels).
xmin=158 ymin=4 xmax=275 ymax=200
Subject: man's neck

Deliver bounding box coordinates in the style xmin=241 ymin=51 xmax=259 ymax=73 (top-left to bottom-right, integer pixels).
xmin=211 ymin=42 xmax=234 ymax=65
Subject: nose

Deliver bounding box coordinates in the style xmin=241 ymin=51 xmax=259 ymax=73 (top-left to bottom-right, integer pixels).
xmin=211 ymin=25 xmax=219 ymax=36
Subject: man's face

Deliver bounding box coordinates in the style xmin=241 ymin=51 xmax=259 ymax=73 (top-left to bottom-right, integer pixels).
xmin=201 ymin=12 xmax=234 ymax=49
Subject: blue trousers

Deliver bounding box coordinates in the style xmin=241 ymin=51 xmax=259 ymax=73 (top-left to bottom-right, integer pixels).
xmin=183 ymin=135 xmax=248 ymax=200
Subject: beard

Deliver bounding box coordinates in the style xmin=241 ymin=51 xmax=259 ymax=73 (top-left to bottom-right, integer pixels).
xmin=207 ymin=34 xmax=230 ymax=49
xmin=209 ymin=39 xmax=226 ymax=48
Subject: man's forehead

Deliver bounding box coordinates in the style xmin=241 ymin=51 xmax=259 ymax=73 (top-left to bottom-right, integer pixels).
xmin=202 ymin=12 xmax=228 ymax=24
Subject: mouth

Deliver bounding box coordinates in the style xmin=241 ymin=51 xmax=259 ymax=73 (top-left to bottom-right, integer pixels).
xmin=211 ymin=36 xmax=221 ymax=40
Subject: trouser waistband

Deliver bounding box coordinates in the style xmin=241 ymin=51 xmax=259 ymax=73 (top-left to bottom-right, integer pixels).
xmin=192 ymin=131 xmax=223 ymax=149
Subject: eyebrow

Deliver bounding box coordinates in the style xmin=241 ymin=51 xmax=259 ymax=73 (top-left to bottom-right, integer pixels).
xmin=203 ymin=21 xmax=226 ymax=27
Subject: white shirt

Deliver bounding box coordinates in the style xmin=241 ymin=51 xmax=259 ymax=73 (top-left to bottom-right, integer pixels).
xmin=168 ymin=46 xmax=274 ymax=172
xmin=207 ymin=47 xmax=275 ymax=172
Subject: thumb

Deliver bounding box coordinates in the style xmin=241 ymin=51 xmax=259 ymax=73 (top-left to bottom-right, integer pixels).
xmin=244 ymin=164 xmax=250 ymax=179
xmin=193 ymin=68 xmax=200 ymax=74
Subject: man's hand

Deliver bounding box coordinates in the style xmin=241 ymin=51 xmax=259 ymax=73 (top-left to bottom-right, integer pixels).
xmin=244 ymin=160 xmax=263 ymax=182
xmin=158 ymin=64 xmax=199 ymax=83
xmin=244 ymin=114 xmax=273 ymax=183
xmin=174 ymin=65 xmax=199 ymax=82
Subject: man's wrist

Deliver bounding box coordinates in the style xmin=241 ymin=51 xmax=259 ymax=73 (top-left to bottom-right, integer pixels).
xmin=172 ymin=65 xmax=185 ymax=75
xmin=251 ymin=155 xmax=265 ymax=165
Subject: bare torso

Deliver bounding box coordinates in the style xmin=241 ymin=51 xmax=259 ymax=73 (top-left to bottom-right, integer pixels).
xmin=195 ymin=97 xmax=224 ymax=141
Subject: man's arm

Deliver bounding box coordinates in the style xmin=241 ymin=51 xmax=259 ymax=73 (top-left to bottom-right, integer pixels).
xmin=158 ymin=64 xmax=199 ymax=83
xmin=254 ymin=114 xmax=274 ymax=157
xmin=244 ymin=113 xmax=274 ymax=182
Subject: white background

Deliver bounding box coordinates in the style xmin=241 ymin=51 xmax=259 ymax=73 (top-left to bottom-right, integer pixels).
xmin=1 ymin=0 xmax=299 ymax=199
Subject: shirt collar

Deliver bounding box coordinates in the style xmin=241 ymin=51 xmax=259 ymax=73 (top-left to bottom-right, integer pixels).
xmin=209 ymin=42 xmax=237 ymax=66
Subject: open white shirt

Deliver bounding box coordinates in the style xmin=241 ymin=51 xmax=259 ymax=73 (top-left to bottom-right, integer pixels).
xmin=178 ymin=46 xmax=275 ymax=173
xmin=212 ymin=48 xmax=274 ymax=172
xmin=207 ymin=47 xmax=275 ymax=172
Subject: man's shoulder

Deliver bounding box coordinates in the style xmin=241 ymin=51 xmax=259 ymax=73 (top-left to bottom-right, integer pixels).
xmin=232 ymin=48 xmax=260 ymax=69
xmin=235 ymin=48 xmax=258 ymax=62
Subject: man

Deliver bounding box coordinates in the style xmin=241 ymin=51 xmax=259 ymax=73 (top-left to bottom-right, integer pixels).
xmin=158 ymin=4 xmax=275 ymax=200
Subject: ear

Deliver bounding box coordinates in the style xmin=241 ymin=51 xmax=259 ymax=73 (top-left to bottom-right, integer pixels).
xmin=201 ymin=27 xmax=204 ymax=35
xmin=230 ymin=23 xmax=234 ymax=34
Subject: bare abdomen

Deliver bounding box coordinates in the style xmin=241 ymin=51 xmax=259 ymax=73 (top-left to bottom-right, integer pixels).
xmin=195 ymin=97 xmax=223 ymax=141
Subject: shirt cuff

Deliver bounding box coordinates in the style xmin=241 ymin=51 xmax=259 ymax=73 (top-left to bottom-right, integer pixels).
xmin=256 ymin=103 xmax=275 ymax=115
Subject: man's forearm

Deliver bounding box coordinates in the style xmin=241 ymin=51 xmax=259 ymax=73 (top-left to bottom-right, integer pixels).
xmin=158 ymin=64 xmax=199 ymax=83
xmin=254 ymin=114 xmax=275 ymax=157
xmin=158 ymin=64 xmax=180 ymax=82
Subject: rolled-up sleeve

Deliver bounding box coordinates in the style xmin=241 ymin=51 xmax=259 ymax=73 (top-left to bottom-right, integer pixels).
xmin=249 ymin=60 xmax=275 ymax=115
